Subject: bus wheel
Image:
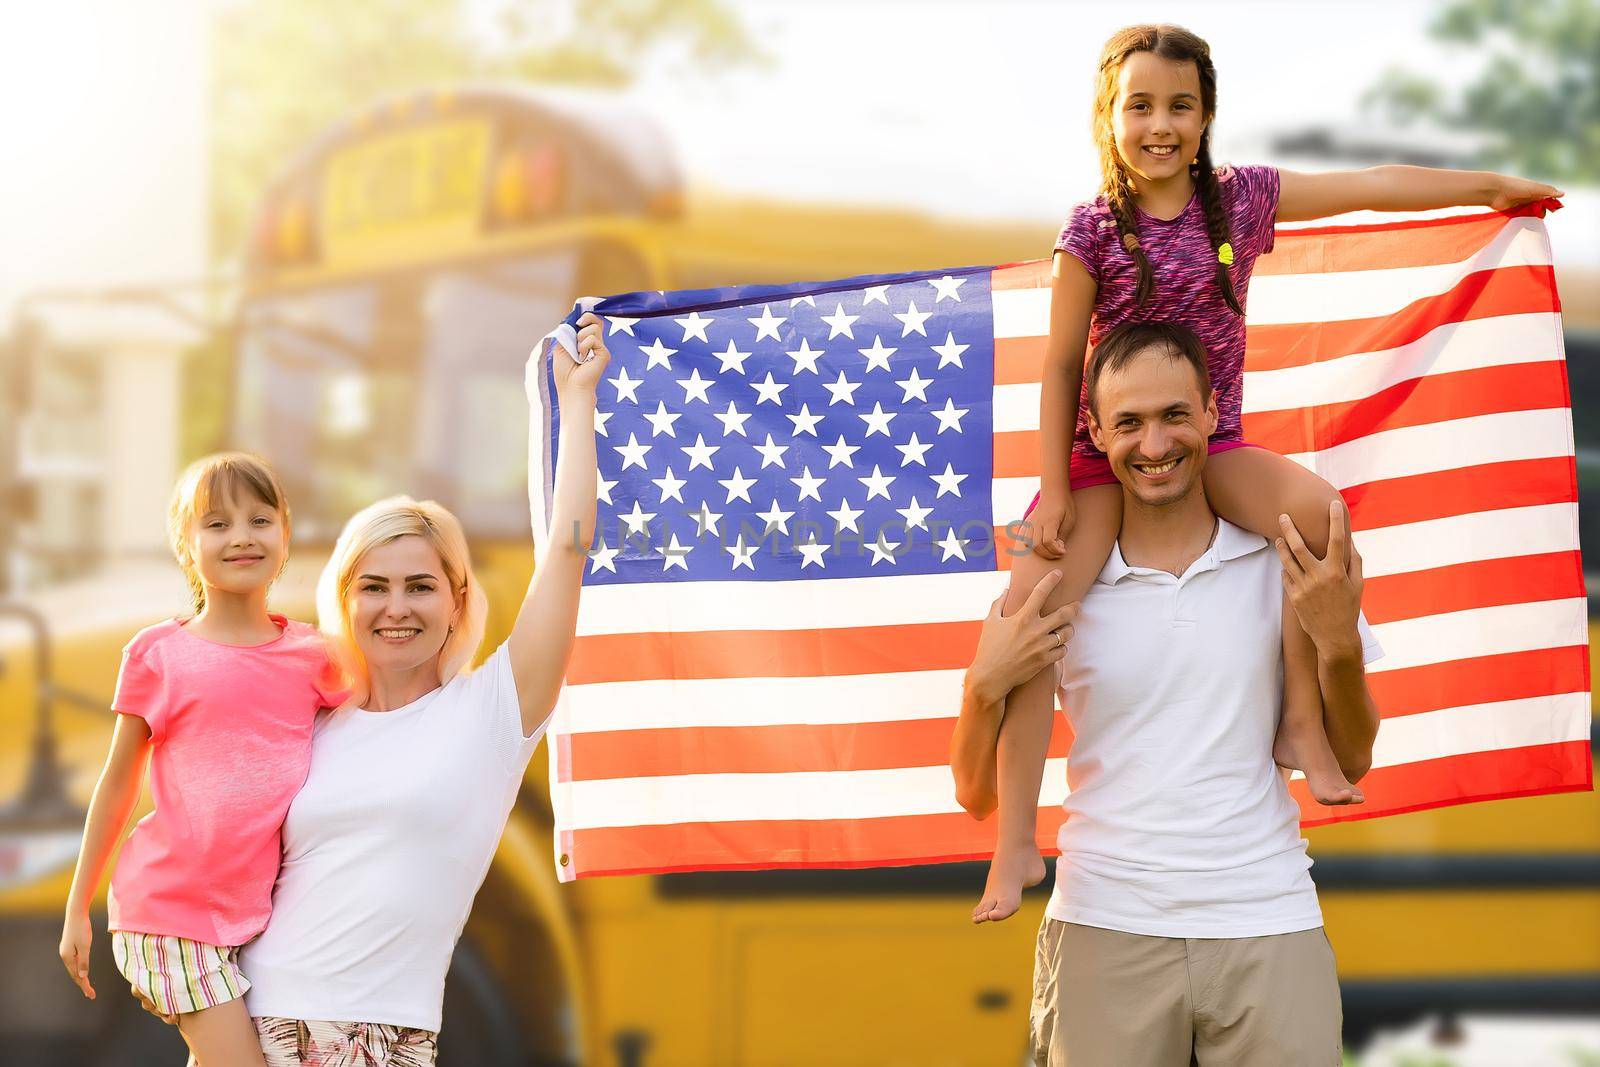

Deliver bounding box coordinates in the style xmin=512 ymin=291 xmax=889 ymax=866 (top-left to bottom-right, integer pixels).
xmin=438 ymin=938 xmax=526 ymax=1067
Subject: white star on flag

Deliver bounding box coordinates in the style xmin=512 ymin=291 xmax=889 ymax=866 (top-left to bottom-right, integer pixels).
xmin=932 ymin=397 xmax=969 ymax=434
xmin=858 ymin=465 xmax=896 ymax=501
xmin=676 ymin=368 xmax=714 ymax=404
xmin=675 ymin=311 xmax=713 ymax=343
xmin=714 ymin=339 xmax=753 ymax=374
xmin=609 ymin=366 xmax=643 ymax=404
xmin=790 ymin=466 xmax=825 ymax=501
xmin=894 ymin=300 xmax=931 ymax=337
xmin=714 ymin=401 xmax=752 ymax=437
xmin=932 ymin=332 xmax=969 ymax=369
xmin=613 ymin=433 xmax=651 ymax=470
xmin=651 ymin=467 xmax=688 ymax=504
xmin=639 ymin=337 xmax=677 ymax=370
xmin=827 ymin=497 xmax=864 ymax=533
xmin=823 ymin=371 xmax=861 ymax=406
xmin=860 ymin=335 xmax=897 ymax=372
xmin=643 ymin=400 xmax=682 ymax=437
xmin=859 ymin=402 xmax=896 ymax=437
xmin=929 ymin=275 xmax=965 ymax=302
xmin=786 ymin=405 xmax=823 ymax=437
xmin=822 ymin=435 xmax=859 ymax=469
xmin=822 ymin=303 xmax=858 ymax=339
xmin=748 ymin=305 xmax=786 ymax=341
xmin=931 ymin=462 xmax=967 ymax=498
xmin=895 ymin=433 xmax=933 ymax=466
xmin=787 ymin=338 xmax=825 ymax=374
xmin=718 ymin=466 xmax=756 ymax=504
xmin=680 ymin=434 xmax=719 ymax=471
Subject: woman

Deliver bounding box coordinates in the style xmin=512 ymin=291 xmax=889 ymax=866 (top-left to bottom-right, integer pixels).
xmin=142 ymin=314 xmax=608 ymax=1065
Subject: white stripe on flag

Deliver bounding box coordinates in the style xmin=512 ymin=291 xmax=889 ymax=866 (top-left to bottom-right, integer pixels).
xmin=1284 ymin=408 xmax=1575 ymax=489
xmin=556 ymin=669 xmax=971 ymax=734
xmin=1241 ymin=313 xmax=1563 ymax=413
xmin=1369 ymin=691 xmax=1592 ymax=771
xmin=1353 ymin=502 xmax=1578 ymax=577
xmin=1367 ymin=597 xmax=1589 ymax=674
xmin=575 ymin=569 xmax=1009 ymax=636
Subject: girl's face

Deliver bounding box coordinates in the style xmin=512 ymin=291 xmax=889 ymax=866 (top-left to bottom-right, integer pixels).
xmin=189 ymin=491 xmax=288 ymax=600
xmin=347 ymin=535 xmax=461 ymax=683
xmin=1112 ymin=51 xmax=1208 ymax=189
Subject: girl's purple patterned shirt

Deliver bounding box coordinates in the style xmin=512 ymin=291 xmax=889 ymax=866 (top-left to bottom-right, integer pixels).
xmin=1055 ymin=164 xmax=1280 ymax=458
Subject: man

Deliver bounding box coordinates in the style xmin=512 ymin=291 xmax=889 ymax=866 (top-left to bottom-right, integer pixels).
xmin=951 ymin=321 xmax=1381 ymax=1066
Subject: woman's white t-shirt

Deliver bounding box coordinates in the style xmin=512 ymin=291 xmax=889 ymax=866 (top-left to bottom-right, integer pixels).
xmin=240 ymin=643 xmax=546 ymax=1031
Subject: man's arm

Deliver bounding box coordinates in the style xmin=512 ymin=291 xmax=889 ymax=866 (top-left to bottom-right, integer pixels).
xmin=951 ymin=571 xmax=1077 ymax=818
xmin=1278 ymin=500 xmax=1378 ymax=781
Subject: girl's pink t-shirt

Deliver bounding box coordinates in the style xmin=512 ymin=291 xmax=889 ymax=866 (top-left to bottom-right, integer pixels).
xmin=1055 ymin=164 xmax=1281 ymax=459
xmin=107 ymin=615 xmax=347 ymax=947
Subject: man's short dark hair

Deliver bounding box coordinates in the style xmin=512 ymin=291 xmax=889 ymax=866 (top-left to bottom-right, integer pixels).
xmin=1084 ymin=321 xmax=1213 ymax=419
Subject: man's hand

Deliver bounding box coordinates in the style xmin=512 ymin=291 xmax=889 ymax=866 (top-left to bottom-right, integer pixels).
xmin=1276 ymin=500 xmax=1363 ymax=657
xmin=967 ymin=571 xmax=1079 ymax=706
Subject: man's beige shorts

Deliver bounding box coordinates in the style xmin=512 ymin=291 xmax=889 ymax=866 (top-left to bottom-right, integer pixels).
xmin=1029 ymin=918 xmax=1343 ymax=1067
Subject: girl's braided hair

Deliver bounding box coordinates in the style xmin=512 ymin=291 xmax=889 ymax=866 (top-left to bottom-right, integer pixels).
xmin=1092 ymin=24 xmax=1243 ymax=315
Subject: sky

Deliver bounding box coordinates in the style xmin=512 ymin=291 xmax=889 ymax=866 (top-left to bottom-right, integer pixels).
xmin=0 ymin=0 xmax=1588 ymax=314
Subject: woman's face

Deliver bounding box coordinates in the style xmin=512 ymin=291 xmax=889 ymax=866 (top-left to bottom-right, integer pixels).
xmin=347 ymin=534 xmax=460 ymax=683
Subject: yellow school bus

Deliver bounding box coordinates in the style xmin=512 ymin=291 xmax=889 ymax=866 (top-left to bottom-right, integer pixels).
xmin=0 ymin=86 xmax=1595 ymax=1064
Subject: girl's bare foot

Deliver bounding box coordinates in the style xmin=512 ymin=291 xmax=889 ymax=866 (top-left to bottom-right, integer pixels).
xmin=1275 ymin=735 xmax=1365 ymax=806
xmin=972 ymin=840 xmax=1046 ymax=923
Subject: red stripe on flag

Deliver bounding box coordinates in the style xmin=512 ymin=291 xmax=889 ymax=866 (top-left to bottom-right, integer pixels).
xmin=563 ymin=807 xmax=1068 ymax=879
xmin=560 ymin=715 xmax=1075 ymax=783
xmin=569 ymin=620 xmax=982 ymax=684
xmin=1245 ymin=265 xmax=1558 ymax=372
xmin=1342 ymin=457 xmax=1577 ymax=531
xmin=991 ymin=261 xmax=1051 ymax=290
xmin=1361 ymin=552 xmax=1584 ymax=625
xmin=1242 ymin=361 xmax=1571 ymax=456
xmin=1367 ymin=645 xmax=1590 ymax=720
xmin=995 ymin=335 xmax=1049 ymax=386
xmin=1257 ymin=210 xmax=1528 ymax=276
xmin=1295 ymin=739 xmax=1593 ymax=827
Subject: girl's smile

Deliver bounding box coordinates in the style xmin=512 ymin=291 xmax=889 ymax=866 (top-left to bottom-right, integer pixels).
xmin=1113 ymin=51 xmax=1208 ymax=199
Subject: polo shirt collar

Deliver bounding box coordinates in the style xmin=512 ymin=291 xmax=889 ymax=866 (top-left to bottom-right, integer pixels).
xmin=1096 ymin=517 xmax=1269 ymax=585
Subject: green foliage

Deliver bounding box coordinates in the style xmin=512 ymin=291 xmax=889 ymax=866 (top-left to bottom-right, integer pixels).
xmin=1362 ymin=0 xmax=1600 ymax=182
xmin=210 ymin=0 xmax=761 ymax=259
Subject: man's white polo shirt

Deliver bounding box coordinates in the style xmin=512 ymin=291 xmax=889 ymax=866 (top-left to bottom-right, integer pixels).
xmin=1046 ymin=517 xmax=1382 ymax=939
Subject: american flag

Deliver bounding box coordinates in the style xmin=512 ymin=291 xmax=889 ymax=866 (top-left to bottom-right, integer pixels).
xmin=530 ymin=203 xmax=1591 ymax=881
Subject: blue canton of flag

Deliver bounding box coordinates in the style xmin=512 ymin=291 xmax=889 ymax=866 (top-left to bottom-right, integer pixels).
xmin=545 ymin=270 xmax=997 ymax=584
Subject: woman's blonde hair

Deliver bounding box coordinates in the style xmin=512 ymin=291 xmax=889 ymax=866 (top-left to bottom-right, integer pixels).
xmin=168 ymin=452 xmax=290 ymax=613
xmin=315 ymin=495 xmax=488 ymax=706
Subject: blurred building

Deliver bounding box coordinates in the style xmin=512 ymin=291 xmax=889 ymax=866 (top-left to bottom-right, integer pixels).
xmin=0 ymin=1 xmax=209 ymax=593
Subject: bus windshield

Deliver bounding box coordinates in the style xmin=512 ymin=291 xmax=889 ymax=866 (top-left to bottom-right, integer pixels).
xmin=235 ymin=249 xmax=582 ymax=541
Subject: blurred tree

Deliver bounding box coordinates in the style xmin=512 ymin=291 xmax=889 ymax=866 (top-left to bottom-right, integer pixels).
xmin=1361 ymin=0 xmax=1599 ymax=183
xmin=211 ymin=0 xmax=761 ymax=260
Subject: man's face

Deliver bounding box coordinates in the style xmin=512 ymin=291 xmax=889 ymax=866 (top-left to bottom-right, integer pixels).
xmin=1087 ymin=348 xmax=1219 ymax=509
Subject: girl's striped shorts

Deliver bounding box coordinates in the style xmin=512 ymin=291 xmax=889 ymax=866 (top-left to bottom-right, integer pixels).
xmin=110 ymin=930 xmax=250 ymax=1015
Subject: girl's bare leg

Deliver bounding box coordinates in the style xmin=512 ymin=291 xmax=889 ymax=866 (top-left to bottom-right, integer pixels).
xmin=1278 ymin=591 xmax=1362 ymax=805
xmin=177 ymin=998 xmax=269 ymax=1067
xmin=976 ymin=483 xmax=1122 ymax=923
xmin=1205 ymin=447 xmax=1361 ymax=805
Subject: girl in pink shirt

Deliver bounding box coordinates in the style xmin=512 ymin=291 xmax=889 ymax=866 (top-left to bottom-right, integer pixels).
xmin=971 ymin=23 xmax=1562 ymax=924
xmin=59 ymin=453 xmax=346 ymax=1067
